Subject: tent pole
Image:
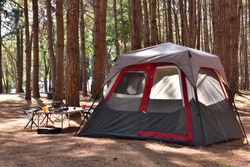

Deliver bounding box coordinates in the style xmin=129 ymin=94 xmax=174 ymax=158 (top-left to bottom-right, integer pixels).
xmin=194 ymin=88 xmax=207 ymax=146
xmin=74 ymin=86 xmax=104 ymax=136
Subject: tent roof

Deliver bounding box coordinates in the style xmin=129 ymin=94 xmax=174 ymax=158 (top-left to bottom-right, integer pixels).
xmin=105 ymin=42 xmax=227 ymax=86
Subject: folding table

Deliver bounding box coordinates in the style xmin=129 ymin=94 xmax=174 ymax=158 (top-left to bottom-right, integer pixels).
xmin=23 ymin=108 xmax=39 ymax=130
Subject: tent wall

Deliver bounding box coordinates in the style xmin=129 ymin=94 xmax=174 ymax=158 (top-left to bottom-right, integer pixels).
xmin=196 ymin=69 xmax=244 ymax=145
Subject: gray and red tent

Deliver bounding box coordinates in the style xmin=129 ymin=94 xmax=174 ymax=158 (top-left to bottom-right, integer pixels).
xmin=77 ymin=42 xmax=245 ymax=146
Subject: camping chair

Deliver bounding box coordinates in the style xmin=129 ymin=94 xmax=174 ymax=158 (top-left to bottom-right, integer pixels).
xmin=23 ymin=108 xmax=39 ymax=130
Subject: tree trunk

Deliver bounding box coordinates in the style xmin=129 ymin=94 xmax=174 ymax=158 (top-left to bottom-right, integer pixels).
xmin=173 ymin=0 xmax=180 ymax=43
xmin=157 ymin=0 xmax=161 ymax=43
xmin=16 ymin=29 xmax=24 ymax=92
xmin=0 ymin=2 xmax=2 ymax=93
xmin=239 ymin=3 xmax=245 ymax=89
xmin=43 ymin=54 xmax=49 ymax=93
xmin=120 ymin=0 xmax=127 ymax=52
xmin=32 ymin=0 xmax=40 ymax=98
xmin=65 ymin=0 xmax=80 ymax=106
xmin=167 ymin=0 xmax=173 ymax=42
xmin=129 ymin=0 xmax=134 ymax=50
xmin=131 ymin=0 xmax=142 ymax=50
xmin=80 ymin=0 xmax=88 ymax=96
xmin=114 ymin=0 xmax=120 ymax=55
xmin=188 ymin=0 xmax=196 ymax=48
xmin=46 ymin=0 xmax=56 ymax=95
xmin=203 ymin=0 xmax=210 ymax=52
xmin=246 ymin=0 xmax=250 ymax=90
xmin=92 ymin=0 xmax=107 ymax=99
xmin=179 ymin=0 xmax=188 ymax=46
xmin=100 ymin=0 xmax=108 ymax=76
xmin=54 ymin=0 xmax=65 ymax=101
xmin=229 ymin=0 xmax=241 ymax=95
xmin=143 ymin=0 xmax=150 ymax=47
xmin=196 ymin=0 xmax=201 ymax=50
xmin=211 ymin=0 xmax=230 ymax=79
xmin=24 ymin=0 xmax=31 ymax=100
xmin=163 ymin=1 xmax=168 ymax=42
xmin=150 ymin=0 xmax=157 ymax=46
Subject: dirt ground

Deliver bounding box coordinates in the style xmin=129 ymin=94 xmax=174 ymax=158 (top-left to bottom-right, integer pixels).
xmin=0 ymin=92 xmax=249 ymax=167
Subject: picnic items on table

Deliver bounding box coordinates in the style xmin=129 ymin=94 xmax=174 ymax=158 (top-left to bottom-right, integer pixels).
xmin=23 ymin=101 xmax=90 ymax=134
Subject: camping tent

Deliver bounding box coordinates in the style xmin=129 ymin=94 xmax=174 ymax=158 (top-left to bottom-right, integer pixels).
xmin=77 ymin=42 xmax=245 ymax=146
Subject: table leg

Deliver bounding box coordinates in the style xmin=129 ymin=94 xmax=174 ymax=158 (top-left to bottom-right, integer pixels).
xmin=37 ymin=114 xmax=40 ymax=127
xmin=68 ymin=113 xmax=70 ymax=127
xmin=61 ymin=114 xmax=63 ymax=131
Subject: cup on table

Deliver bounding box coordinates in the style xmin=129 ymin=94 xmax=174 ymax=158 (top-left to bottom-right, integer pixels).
xmin=82 ymin=104 xmax=86 ymax=109
xmin=42 ymin=106 xmax=48 ymax=113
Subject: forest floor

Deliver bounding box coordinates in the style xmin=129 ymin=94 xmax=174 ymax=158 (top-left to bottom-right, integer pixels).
xmin=0 ymin=91 xmax=249 ymax=167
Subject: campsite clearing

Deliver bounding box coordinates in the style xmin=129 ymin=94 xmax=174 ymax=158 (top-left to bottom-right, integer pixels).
xmin=0 ymin=92 xmax=249 ymax=167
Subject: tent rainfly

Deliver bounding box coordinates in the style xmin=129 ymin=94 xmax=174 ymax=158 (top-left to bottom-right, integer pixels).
xmin=77 ymin=42 xmax=245 ymax=146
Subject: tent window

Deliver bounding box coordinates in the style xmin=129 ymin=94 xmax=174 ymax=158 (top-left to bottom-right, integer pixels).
xmin=150 ymin=66 xmax=182 ymax=100
xmin=197 ymin=69 xmax=228 ymax=113
xmin=114 ymin=72 xmax=146 ymax=95
xmin=147 ymin=66 xmax=183 ymax=113
xmin=107 ymin=71 xmax=147 ymax=111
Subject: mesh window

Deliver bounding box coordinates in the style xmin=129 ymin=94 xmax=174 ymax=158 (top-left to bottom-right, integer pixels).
xmin=197 ymin=70 xmax=226 ymax=105
xmin=114 ymin=72 xmax=146 ymax=95
xmin=107 ymin=71 xmax=147 ymax=111
xmin=197 ymin=69 xmax=228 ymax=114
xmin=147 ymin=66 xmax=183 ymax=113
xmin=150 ymin=66 xmax=182 ymax=100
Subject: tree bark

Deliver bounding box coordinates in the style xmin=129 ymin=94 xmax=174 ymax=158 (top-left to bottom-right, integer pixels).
xmin=32 ymin=0 xmax=40 ymax=98
xmin=173 ymin=0 xmax=180 ymax=43
xmin=211 ymin=0 xmax=230 ymax=79
xmin=179 ymin=0 xmax=188 ymax=46
xmin=246 ymin=0 xmax=250 ymax=89
xmin=65 ymin=0 xmax=80 ymax=106
xmin=100 ymin=0 xmax=109 ymax=76
xmin=114 ymin=0 xmax=120 ymax=55
xmin=203 ymin=0 xmax=210 ymax=52
xmin=92 ymin=0 xmax=107 ymax=99
xmin=24 ymin=0 xmax=31 ymax=100
xmin=54 ymin=0 xmax=65 ymax=101
xmin=120 ymin=0 xmax=127 ymax=53
xmin=163 ymin=1 xmax=168 ymax=42
xmin=196 ymin=0 xmax=201 ymax=50
xmin=16 ymin=29 xmax=24 ymax=92
xmin=80 ymin=0 xmax=88 ymax=96
xmin=150 ymin=0 xmax=157 ymax=46
xmin=167 ymin=0 xmax=173 ymax=42
xmin=46 ymin=0 xmax=56 ymax=95
xmin=229 ymin=0 xmax=241 ymax=95
xmin=188 ymin=0 xmax=196 ymax=48
xmin=143 ymin=0 xmax=150 ymax=47
xmin=157 ymin=0 xmax=161 ymax=43
xmin=0 ymin=2 xmax=2 ymax=93
xmin=131 ymin=0 xmax=142 ymax=50
xmin=128 ymin=0 xmax=134 ymax=50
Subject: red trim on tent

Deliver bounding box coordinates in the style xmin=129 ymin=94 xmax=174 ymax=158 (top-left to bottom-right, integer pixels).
xmin=137 ymin=130 xmax=189 ymax=141
xmin=180 ymin=71 xmax=193 ymax=141
xmin=137 ymin=68 xmax=193 ymax=142
xmin=138 ymin=65 xmax=156 ymax=112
